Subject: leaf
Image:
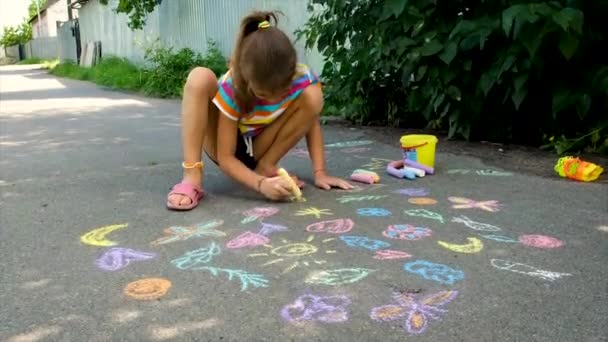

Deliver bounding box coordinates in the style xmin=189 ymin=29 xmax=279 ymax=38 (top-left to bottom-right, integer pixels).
xmin=419 ymin=40 xmax=443 ymax=56
xmin=479 ymin=68 xmax=497 ymax=96
xmin=553 ymin=8 xmax=583 ymax=34
xmin=305 ymin=268 xmax=373 ymax=285
xmin=439 ymin=41 xmax=458 ymax=64
xmin=416 ymin=65 xmax=428 ymax=81
xmin=412 ymin=20 xmax=425 ymax=36
xmin=576 ymin=94 xmax=591 ymax=120
xmin=511 ymin=75 xmax=528 ymax=110
xmin=447 ymin=85 xmax=461 ymax=101
xmin=433 ymin=93 xmax=445 ymax=111
xmin=503 ymin=5 xmax=525 ymax=37
xmin=519 ymin=22 xmax=545 ymax=58
xmin=381 ymin=0 xmax=408 ymax=20
xmin=448 ymin=112 xmax=459 ymax=138
xmin=558 ymin=32 xmax=579 ymax=60
xmin=552 ymin=90 xmax=571 ymax=119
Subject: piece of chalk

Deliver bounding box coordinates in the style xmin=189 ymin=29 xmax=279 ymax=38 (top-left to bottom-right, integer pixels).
xmin=353 ymin=169 xmax=379 ymax=180
xmin=404 ymin=159 xmax=434 ymax=175
xmin=351 ymin=173 xmax=375 ymax=184
xmin=403 ymin=166 xmax=425 ymax=177
xmin=277 ymin=168 xmax=302 ymax=201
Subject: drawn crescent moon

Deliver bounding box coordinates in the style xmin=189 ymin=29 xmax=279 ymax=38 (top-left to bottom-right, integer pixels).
xmin=437 ymin=237 xmax=483 ymax=253
xmin=81 ymin=223 xmax=128 ymax=246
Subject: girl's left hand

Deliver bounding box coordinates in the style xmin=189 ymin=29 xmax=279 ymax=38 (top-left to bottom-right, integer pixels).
xmin=314 ymin=172 xmax=354 ymax=190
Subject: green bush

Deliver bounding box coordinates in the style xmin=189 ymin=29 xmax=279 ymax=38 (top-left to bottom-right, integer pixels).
xmin=298 ymin=0 xmax=608 ymax=154
xmin=49 ymin=61 xmax=94 ymax=80
xmin=94 ymin=56 xmax=146 ymax=91
xmin=142 ymin=40 xmax=228 ymax=98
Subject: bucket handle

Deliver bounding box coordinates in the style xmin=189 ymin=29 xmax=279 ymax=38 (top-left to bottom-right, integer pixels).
xmin=402 ymin=142 xmax=428 ymax=149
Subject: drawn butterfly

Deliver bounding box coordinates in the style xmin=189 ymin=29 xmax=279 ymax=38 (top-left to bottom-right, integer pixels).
xmin=370 ymin=290 xmax=458 ymax=334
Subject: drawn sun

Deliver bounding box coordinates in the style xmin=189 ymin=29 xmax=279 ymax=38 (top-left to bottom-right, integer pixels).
xmin=248 ymin=235 xmax=337 ymax=274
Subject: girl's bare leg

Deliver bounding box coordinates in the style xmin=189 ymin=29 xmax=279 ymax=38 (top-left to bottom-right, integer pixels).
xmin=167 ymin=67 xmax=220 ymax=207
xmin=252 ymin=85 xmax=324 ymax=175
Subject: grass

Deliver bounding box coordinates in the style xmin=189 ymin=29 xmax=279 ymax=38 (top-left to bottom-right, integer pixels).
xmin=18 ymin=57 xmax=59 ymax=67
xmin=49 ymin=57 xmax=144 ymax=91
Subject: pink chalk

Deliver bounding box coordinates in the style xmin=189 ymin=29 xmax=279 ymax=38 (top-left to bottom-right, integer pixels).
xmin=351 ymin=173 xmax=375 ymax=184
xmin=404 ymin=159 xmax=434 ymax=175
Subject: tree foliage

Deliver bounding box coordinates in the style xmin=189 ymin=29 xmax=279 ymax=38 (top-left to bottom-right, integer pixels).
xmin=99 ymin=0 xmax=160 ymax=30
xmin=28 ymin=0 xmax=47 ymax=20
xmin=297 ymin=0 xmax=608 ymax=154
xmin=1 ymin=22 xmax=33 ymax=47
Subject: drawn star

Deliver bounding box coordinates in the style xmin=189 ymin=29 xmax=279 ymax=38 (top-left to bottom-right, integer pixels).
xmin=295 ymin=207 xmax=333 ymax=219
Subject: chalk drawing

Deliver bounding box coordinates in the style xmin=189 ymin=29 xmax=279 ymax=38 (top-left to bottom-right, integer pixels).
xmin=337 ymin=195 xmax=387 ymax=203
xmin=448 ymin=197 xmax=502 ymax=212
xmin=305 ymin=268 xmax=373 ymax=286
xmin=451 ymin=215 xmax=501 ymax=232
xmin=340 ymin=235 xmax=390 ymax=250
xmin=325 ymin=140 xmax=373 ymax=148
xmin=374 ymin=250 xmax=412 ymax=260
xmin=383 ymin=225 xmax=432 ymax=241
xmin=281 ymin=294 xmax=351 ymax=324
xmin=289 ymin=147 xmax=310 ymax=159
xmin=446 ymin=169 xmax=471 ymax=174
xmin=249 ymin=235 xmax=334 ymax=274
xmin=404 ymin=209 xmax=444 ymax=223
xmin=490 ymin=259 xmax=572 ymax=281
xmin=124 ymin=278 xmax=172 ymax=300
xmin=171 ymin=243 xmax=221 ymax=270
xmin=518 ymin=235 xmax=564 ymax=249
xmin=357 ymin=208 xmax=392 ymax=217
xmin=437 ymin=237 xmax=483 ymax=253
xmin=242 ymin=207 xmax=279 ymax=224
xmin=476 ymin=170 xmax=513 ymax=176
xmin=258 ymin=222 xmax=289 ymax=236
xmin=480 ymin=234 xmax=519 ymax=243
xmin=226 ymin=231 xmax=270 ymax=249
xmin=295 ymin=207 xmax=333 ymax=218
xmin=306 ymin=219 xmax=354 ymax=234
xmin=360 ymin=157 xmax=394 ymax=171
xmin=341 ymin=147 xmax=372 ymax=153
xmin=150 ymin=219 xmax=225 ymax=245
xmin=81 ymin=223 xmax=128 ymax=247
xmin=195 ymin=267 xmax=269 ymax=291
xmin=403 ymin=260 xmax=465 ymax=285
xmin=393 ymin=188 xmax=430 ymax=197
xmin=95 ymin=247 xmax=156 ymax=271
xmin=370 ymin=290 xmax=458 ymax=335
xmin=408 ymin=198 xmax=438 ymax=205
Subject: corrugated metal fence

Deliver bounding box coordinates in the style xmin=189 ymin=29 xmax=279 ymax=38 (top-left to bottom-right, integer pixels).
xmin=78 ymin=0 xmax=324 ymax=72
xmin=23 ymin=37 xmax=60 ymax=60
xmin=57 ymin=20 xmax=79 ymax=62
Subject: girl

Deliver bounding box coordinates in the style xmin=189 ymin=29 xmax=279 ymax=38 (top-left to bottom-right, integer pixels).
xmin=167 ymin=11 xmax=353 ymax=210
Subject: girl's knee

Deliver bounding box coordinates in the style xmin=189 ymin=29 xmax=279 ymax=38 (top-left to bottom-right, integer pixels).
xmin=300 ymin=85 xmax=324 ymax=117
xmin=185 ymin=67 xmax=218 ymax=95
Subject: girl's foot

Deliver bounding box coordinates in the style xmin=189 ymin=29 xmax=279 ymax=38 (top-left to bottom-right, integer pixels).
xmin=167 ymin=167 xmax=204 ymax=210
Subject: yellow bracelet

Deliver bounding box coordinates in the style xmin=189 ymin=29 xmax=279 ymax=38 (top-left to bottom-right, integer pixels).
xmin=182 ymin=161 xmax=204 ymax=169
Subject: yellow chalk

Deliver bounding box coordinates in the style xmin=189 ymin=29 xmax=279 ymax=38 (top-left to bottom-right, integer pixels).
xmin=277 ymin=168 xmax=303 ymax=201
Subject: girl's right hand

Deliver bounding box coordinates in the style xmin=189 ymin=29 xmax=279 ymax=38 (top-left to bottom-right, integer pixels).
xmin=259 ymin=176 xmax=293 ymax=201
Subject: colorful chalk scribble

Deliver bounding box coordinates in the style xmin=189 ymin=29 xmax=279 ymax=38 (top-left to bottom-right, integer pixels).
xmin=289 ymin=147 xmax=311 ymax=159
xmin=281 ymin=294 xmax=351 ymax=324
xmin=408 ymin=198 xmax=438 ymax=205
xmin=359 ymin=157 xmax=394 ymax=171
xmin=295 ymin=207 xmax=333 ymax=219
xmin=448 ymin=197 xmax=502 ymax=212
xmin=437 ymin=237 xmax=483 ymax=253
xmin=249 ymin=235 xmax=334 ymax=274
xmin=383 ymin=225 xmax=432 ymax=241
xmin=337 ymin=195 xmax=387 ymax=204
xmin=518 ymin=235 xmax=564 ymax=249
xmin=403 ymin=260 xmax=465 ymax=285
xmin=306 ymin=219 xmax=354 ymax=234
xmin=341 ymin=147 xmax=372 ymax=153
xmin=171 ymin=243 xmax=221 ymax=270
xmin=447 ymin=169 xmax=513 ymax=176
xmin=490 ymin=259 xmax=572 ymax=281
xmin=325 ymin=140 xmax=373 ymax=148
xmin=150 ymin=219 xmax=225 ymax=245
xmin=339 ymin=235 xmax=391 ymax=250
xmin=258 ymin=222 xmax=289 ymax=236
xmin=374 ymin=250 xmax=412 ymax=260
xmin=480 ymin=234 xmax=519 ymax=243
xmin=123 ymin=278 xmax=172 ymax=300
xmin=242 ymin=207 xmax=279 ymax=224
xmin=226 ymin=231 xmax=270 ymax=249
xmin=404 ymin=209 xmax=444 ymax=223
xmin=451 ymin=215 xmax=501 ymax=232
xmin=305 ymin=268 xmax=373 ymax=286
xmin=81 ymin=223 xmax=128 ymax=247
xmin=95 ymin=247 xmax=156 ymax=271
xmin=370 ymin=290 xmax=458 ymax=335
xmin=357 ymin=208 xmax=392 ymax=217
xmin=393 ymin=188 xmax=430 ymax=197
xmin=195 ymin=266 xmax=269 ymax=291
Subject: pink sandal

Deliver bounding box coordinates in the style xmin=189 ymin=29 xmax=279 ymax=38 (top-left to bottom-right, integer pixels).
xmin=166 ymin=182 xmax=205 ymax=211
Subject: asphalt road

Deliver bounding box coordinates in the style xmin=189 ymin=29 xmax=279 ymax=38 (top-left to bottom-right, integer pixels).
xmin=1 ymin=65 xmax=607 ymax=342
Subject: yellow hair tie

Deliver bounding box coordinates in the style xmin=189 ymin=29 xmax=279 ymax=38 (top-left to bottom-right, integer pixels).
xmin=258 ymin=20 xmax=270 ymax=29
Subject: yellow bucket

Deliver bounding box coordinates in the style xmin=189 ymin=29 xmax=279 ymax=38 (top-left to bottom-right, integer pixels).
xmin=400 ymin=134 xmax=438 ymax=168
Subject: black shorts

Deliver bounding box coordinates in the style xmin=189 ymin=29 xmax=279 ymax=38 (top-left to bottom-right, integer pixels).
xmin=206 ymin=135 xmax=257 ymax=170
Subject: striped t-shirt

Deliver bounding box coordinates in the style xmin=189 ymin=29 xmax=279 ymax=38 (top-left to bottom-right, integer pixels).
xmin=212 ymin=63 xmax=321 ymax=138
